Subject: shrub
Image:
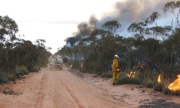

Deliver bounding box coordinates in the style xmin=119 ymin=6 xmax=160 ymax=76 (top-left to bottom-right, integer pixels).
xmin=7 ymin=73 xmax=17 ymax=81
xmin=0 ymin=72 xmax=8 ymax=84
xmin=69 ymin=60 xmax=80 ymax=69
xmin=15 ymin=70 xmax=25 ymax=78
xmin=144 ymin=80 xmax=154 ymax=88
xmin=18 ymin=66 xmax=29 ymax=75
xmin=116 ymin=75 xmax=141 ymax=85
xmin=175 ymin=90 xmax=180 ymax=96
xmin=15 ymin=66 xmax=29 ymax=78
xmin=28 ymin=65 xmax=40 ymax=72
xmin=162 ymin=86 xmax=180 ymax=96
xmin=101 ymin=72 xmax=112 ymax=78
xmin=79 ymin=67 xmax=86 ymax=73
xmin=162 ymin=86 xmax=170 ymax=94
xmin=153 ymin=82 xmax=164 ymax=91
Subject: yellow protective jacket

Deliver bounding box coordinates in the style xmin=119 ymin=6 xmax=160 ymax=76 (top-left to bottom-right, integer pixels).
xmin=112 ymin=58 xmax=119 ymax=72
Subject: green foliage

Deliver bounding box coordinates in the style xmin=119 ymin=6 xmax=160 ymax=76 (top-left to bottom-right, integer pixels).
xmin=57 ymin=1 xmax=180 ymax=97
xmin=15 ymin=70 xmax=25 ymax=78
xmin=101 ymin=72 xmax=112 ymax=78
xmin=15 ymin=66 xmax=29 ymax=77
xmin=102 ymin=20 xmax=121 ymax=33
xmin=162 ymin=86 xmax=170 ymax=95
xmin=7 ymin=73 xmax=17 ymax=81
xmin=116 ymin=75 xmax=141 ymax=85
xmin=153 ymin=82 xmax=164 ymax=91
xmin=63 ymin=57 xmax=68 ymax=63
xmin=143 ymin=80 xmax=154 ymax=88
xmin=16 ymin=66 xmax=29 ymax=75
xmin=70 ymin=60 xmax=81 ymax=69
xmin=28 ymin=65 xmax=40 ymax=72
xmin=0 ymin=15 xmax=18 ymax=41
xmin=0 ymin=16 xmax=50 ymax=83
xmin=0 ymin=72 xmax=8 ymax=84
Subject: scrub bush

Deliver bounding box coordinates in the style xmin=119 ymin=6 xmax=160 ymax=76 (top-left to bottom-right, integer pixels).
xmin=116 ymin=75 xmax=141 ymax=85
xmin=153 ymin=82 xmax=164 ymax=91
xmin=101 ymin=72 xmax=112 ymax=78
xmin=28 ymin=65 xmax=40 ymax=72
xmin=144 ymin=80 xmax=154 ymax=88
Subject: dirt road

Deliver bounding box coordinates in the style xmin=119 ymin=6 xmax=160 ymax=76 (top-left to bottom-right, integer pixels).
xmin=0 ymin=67 xmax=130 ymax=108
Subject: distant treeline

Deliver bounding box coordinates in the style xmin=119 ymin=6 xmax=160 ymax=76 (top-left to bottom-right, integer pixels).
xmin=58 ymin=1 xmax=180 ymax=80
xmin=0 ymin=16 xmax=51 ymax=83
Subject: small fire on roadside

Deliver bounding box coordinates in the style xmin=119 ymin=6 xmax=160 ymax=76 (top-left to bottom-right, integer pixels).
xmin=168 ymin=74 xmax=180 ymax=91
xmin=157 ymin=74 xmax=161 ymax=83
xmin=81 ymin=65 xmax=83 ymax=68
xmin=127 ymin=72 xmax=136 ymax=78
xmin=133 ymin=64 xmax=145 ymax=69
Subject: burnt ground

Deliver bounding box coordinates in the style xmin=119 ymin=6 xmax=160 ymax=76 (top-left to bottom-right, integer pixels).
xmin=139 ymin=98 xmax=180 ymax=108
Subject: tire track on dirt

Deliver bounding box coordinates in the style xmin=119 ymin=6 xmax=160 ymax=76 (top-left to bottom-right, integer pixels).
xmin=60 ymin=79 xmax=85 ymax=108
xmin=35 ymin=72 xmax=49 ymax=108
xmin=47 ymin=71 xmax=75 ymax=108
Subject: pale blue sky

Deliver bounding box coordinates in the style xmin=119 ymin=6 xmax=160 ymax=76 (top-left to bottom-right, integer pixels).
xmin=0 ymin=0 xmax=120 ymax=53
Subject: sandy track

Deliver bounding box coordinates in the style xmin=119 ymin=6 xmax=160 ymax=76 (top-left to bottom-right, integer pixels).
xmin=0 ymin=67 xmax=130 ymax=108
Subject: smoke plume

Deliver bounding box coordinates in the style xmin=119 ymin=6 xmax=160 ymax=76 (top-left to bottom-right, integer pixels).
xmin=98 ymin=0 xmax=179 ymax=32
xmin=75 ymin=0 xmax=179 ymax=37
xmin=75 ymin=16 xmax=98 ymax=36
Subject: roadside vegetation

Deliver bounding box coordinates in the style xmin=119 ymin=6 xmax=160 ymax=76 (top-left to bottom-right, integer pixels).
xmin=0 ymin=16 xmax=51 ymax=84
xmin=58 ymin=1 xmax=180 ymax=96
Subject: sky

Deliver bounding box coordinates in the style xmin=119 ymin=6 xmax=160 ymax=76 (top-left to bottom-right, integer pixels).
xmin=1 ymin=0 xmax=178 ymax=54
xmin=0 ymin=0 xmax=121 ymax=54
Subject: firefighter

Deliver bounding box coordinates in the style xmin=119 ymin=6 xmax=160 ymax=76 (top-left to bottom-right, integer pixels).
xmin=112 ymin=54 xmax=120 ymax=85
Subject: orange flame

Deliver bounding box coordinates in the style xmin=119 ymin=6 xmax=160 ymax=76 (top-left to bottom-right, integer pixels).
xmin=132 ymin=64 xmax=145 ymax=69
xmin=168 ymin=74 xmax=180 ymax=91
xmin=127 ymin=72 xmax=136 ymax=78
xmin=157 ymin=74 xmax=161 ymax=83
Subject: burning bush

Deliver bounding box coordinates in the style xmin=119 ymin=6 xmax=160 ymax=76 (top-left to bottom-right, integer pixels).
xmin=127 ymin=71 xmax=136 ymax=78
xmin=163 ymin=86 xmax=180 ymax=96
xmin=168 ymin=75 xmax=180 ymax=91
xmin=161 ymin=74 xmax=180 ymax=96
xmin=157 ymin=74 xmax=162 ymax=83
xmin=116 ymin=75 xmax=141 ymax=85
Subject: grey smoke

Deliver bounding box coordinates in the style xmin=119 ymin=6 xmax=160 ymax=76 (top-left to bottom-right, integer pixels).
xmin=76 ymin=0 xmax=179 ymax=36
xmin=98 ymin=0 xmax=179 ymax=33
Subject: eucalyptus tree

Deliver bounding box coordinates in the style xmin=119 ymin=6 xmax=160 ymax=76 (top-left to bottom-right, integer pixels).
xmin=82 ymin=20 xmax=122 ymax=71
xmin=163 ymin=1 xmax=180 ymax=28
xmin=128 ymin=22 xmax=147 ymax=39
xmin=34 ymin=39 xmax=50 ymax=67
xmin=146 ymin=26 xmax=171 ymax=40
xmin=0 ymin=16 xmax=18 ymax=43
xmin=0 ymin=15 xmax=19 ymax=71
xmin=102 ymin=20 xmax=121 ymax=35
xmin=163 ymin=29 xmax=180 ymax=66
xmin=145 ymin=12 xmax=171 ymax=40
xmin=145 ymin=12 xmax=160 ymax=26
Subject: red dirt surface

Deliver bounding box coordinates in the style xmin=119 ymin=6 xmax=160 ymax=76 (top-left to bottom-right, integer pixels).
xmin=0 ymin=67 xmax=179 ymax=108
xmin=0 ymin=67 xmax=129 ymax=108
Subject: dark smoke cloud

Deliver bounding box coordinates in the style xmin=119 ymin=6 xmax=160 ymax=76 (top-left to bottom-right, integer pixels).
xmin=98 ymin=0 xmax=179 ymax=32
xmin=75 ymin=0 xmax=179 ymax=37
xmin=76 ymin=16 xmax=98 ymax=36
